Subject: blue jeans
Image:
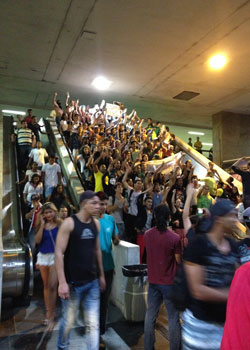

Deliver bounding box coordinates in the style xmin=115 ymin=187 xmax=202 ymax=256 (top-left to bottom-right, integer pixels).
xmin=57 ymin=279 xmax=100 ymax=350
xmin=144 ymin=284 xmax=181 ymax=350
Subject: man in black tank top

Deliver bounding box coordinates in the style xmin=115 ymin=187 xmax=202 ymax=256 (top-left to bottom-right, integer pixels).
xmin=55 ymin=190 xmax=106 ymax=350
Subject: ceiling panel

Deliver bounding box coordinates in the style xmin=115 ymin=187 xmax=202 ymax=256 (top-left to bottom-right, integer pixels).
xmin=1 ymin=0 xmax=250 ymax=126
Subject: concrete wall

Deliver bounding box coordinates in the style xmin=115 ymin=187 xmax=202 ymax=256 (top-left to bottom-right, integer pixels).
xmin=213 ymin=111 xmax=250 ymax=166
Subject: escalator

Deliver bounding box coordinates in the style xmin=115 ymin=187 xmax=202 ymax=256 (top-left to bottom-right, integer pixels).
xmin=43 ymin=115 xmax=243 ymax=196
xmin=0 ymin=116 xmax=33 ymax=318
xmin=175 ymin=136 xmax=243 ymax=193
xmin=43 ymin=118 xmax=84 ymax=209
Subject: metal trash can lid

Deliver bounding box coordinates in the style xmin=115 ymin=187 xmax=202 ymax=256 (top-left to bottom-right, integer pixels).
xmin=122 ymin=264 xmax=148 ymax=277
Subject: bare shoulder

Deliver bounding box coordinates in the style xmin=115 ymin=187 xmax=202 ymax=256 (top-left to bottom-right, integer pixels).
xmin=59 ymin=217 xmax=74 ymax=232
xmin=93 ymin=218 xmax=100 ymax=231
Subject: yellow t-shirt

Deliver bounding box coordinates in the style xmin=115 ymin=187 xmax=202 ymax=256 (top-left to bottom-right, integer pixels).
xmin=94 ymin=170 xmax=104 ymax=192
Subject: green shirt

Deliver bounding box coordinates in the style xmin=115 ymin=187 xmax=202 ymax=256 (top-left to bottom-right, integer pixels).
xmin=197 ymin=194 xmax=213 ymax=209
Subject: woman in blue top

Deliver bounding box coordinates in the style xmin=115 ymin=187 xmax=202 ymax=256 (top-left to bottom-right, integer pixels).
xmin=35 ymin=202 xmax=62 ymax=328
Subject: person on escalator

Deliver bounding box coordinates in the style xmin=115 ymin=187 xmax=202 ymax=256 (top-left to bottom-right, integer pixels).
xmin=41 ymin=155 xmax=62 ymax=199
xmin=28 ymin=116 xmax=48 ymax=142
xmin=23 ymin=173 xmax=44 ymax=205
xmin=48 ymin=184 xmax=75 ymax=214
xmin=25 ymin=194 xmax=43 ymax=253
xmin=17 ymin=161 xmax=41 ymax=185
xmin=27 ymin=140 xmax=48 ymax=170
xmin=11 ymin=119 xmax=36 ymax=172
xmin=35 ymin=202 xmax=62 ymax=329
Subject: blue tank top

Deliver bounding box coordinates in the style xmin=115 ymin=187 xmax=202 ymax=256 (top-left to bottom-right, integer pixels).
xmin=39 ymin=226 xmax=58 ymax=254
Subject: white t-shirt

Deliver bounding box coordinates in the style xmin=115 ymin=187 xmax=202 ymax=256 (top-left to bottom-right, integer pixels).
xmin=25 ymin=169 xmax=41 ymax=181
xmin=23 ymin=182 xmax=43 ymax=202
xmin=29 ymin=148 xmax=48 ymax=167
xmin=42 ymin=163 xmax=61 ymax=187
xmin=60 ymin=120 xmax=68 ymax=131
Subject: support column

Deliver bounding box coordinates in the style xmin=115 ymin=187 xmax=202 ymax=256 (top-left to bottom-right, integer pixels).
xmin=212 ymin=111 xmax=250 ymax=166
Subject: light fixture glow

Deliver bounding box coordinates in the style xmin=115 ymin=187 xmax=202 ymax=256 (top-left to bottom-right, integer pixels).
xmin=2 ymin=109 xmax=26 ymax=115
xmin=209 ymin=54 xmax=227 ymax=70
xmin=203 ymin=142 xmax=213 ymax=146
xmin=188 ymin=131 xmax=205 ymax=136
xmin=92 ymin=76 xmax=112 ymax=91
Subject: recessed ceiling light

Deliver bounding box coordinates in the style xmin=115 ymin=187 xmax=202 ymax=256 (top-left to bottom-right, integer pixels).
xmin=188 ymin=131 xmax=205 ymax=136
xmin=92 ymin=76 xmax=112 ymax=91
xmin=2 ymin=109 xmax=26 ymax=115
xmin=209 ymin=54 xmax=227 ymax=70
xmin=202 ymin=143 xmax=213 ymax=146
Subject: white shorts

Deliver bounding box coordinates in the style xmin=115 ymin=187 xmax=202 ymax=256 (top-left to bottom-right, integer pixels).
xmin=37 ymin=252 xmax=55 ymax=266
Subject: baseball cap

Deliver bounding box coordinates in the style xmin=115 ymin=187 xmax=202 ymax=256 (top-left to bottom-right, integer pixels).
xmin=210 ymin=199 xmax=235 ymax=219
xmin=79 ymin=190 xmax=97 ymax=203
xmin=200 ymin=199 xmax=236 ymax=232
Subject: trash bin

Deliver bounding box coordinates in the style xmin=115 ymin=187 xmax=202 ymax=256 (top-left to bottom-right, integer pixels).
xmin=122 ymin=264 xmax=148 ymax=321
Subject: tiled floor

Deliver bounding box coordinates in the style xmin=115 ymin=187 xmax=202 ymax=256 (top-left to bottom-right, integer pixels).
xmin=0 ymin=275 xmax=170 ymax=349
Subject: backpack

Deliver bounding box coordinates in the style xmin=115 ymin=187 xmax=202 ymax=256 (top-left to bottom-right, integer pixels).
xmin=171 ymin=264 xmax=191 ymax=312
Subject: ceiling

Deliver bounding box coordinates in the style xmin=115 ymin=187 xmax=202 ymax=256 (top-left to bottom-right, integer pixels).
xmin=1 ymin=0 xmax=250 ymax=127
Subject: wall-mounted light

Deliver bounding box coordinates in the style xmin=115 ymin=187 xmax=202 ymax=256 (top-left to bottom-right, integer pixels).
xmin=2 ymin=109 xmax=26 ymax=115
xmin=188 ymin=131 xmax=205 ymax=136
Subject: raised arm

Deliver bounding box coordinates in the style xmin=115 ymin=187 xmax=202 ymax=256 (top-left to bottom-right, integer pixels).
xmin=171 ymin=189 xmax=177 ymax=214
xmin=122 ymin=167 xmax=133 ymax=190
xmin=183 ymin=183 xmax=196 ymax=233
xmin=53 ymin=92 xmax=59 ymax=108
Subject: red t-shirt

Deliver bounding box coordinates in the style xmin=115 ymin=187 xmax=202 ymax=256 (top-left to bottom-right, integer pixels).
xmin=25 ymin=116 xmax=32 ymax=124
xmin=144 ymin=227 xmax=181 ymax=285
xmin=221 ymin=262 xmax=250 ymax=350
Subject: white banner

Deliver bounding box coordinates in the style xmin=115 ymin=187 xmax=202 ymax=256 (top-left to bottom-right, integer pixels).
xmin=145 ymin=152 xmax=182 ymax=174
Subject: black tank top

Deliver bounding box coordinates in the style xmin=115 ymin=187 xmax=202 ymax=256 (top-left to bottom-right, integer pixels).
xmin=64 ymin=215 xmax=98 ymax=285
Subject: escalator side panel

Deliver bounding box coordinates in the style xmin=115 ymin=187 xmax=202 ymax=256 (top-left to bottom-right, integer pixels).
xmin=175 ymin=136 xmax=243 ymax=193
xmin=1 ymin=116 xmax=33 ymax=310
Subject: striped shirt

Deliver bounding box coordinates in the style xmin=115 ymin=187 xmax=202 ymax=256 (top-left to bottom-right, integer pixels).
xmin=17 ymin=128 xmax=34 ymax=146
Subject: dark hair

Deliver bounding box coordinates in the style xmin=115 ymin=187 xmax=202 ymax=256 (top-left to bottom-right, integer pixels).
xmin=96 ymin=191 xmax=109 ymax=201
xmin=51 ymin=184 xmax=66 ymax=200
xmin=57 ymin=100 xmax=62 ymax=109
xmin=30 ymin=173 xmax=40 ymax=184
xmin=114 ymin=182 xmax=122 ymax=189
xmin=154 ymin=204 xmax=169 ymax=232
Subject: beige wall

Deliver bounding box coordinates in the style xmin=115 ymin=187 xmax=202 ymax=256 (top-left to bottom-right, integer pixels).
xmin=213 ymin=111 xmax=250 ymax=166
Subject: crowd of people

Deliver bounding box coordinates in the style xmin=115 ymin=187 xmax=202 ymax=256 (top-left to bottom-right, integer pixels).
xmin=11 ymin=92 xmax=250 ymax=350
